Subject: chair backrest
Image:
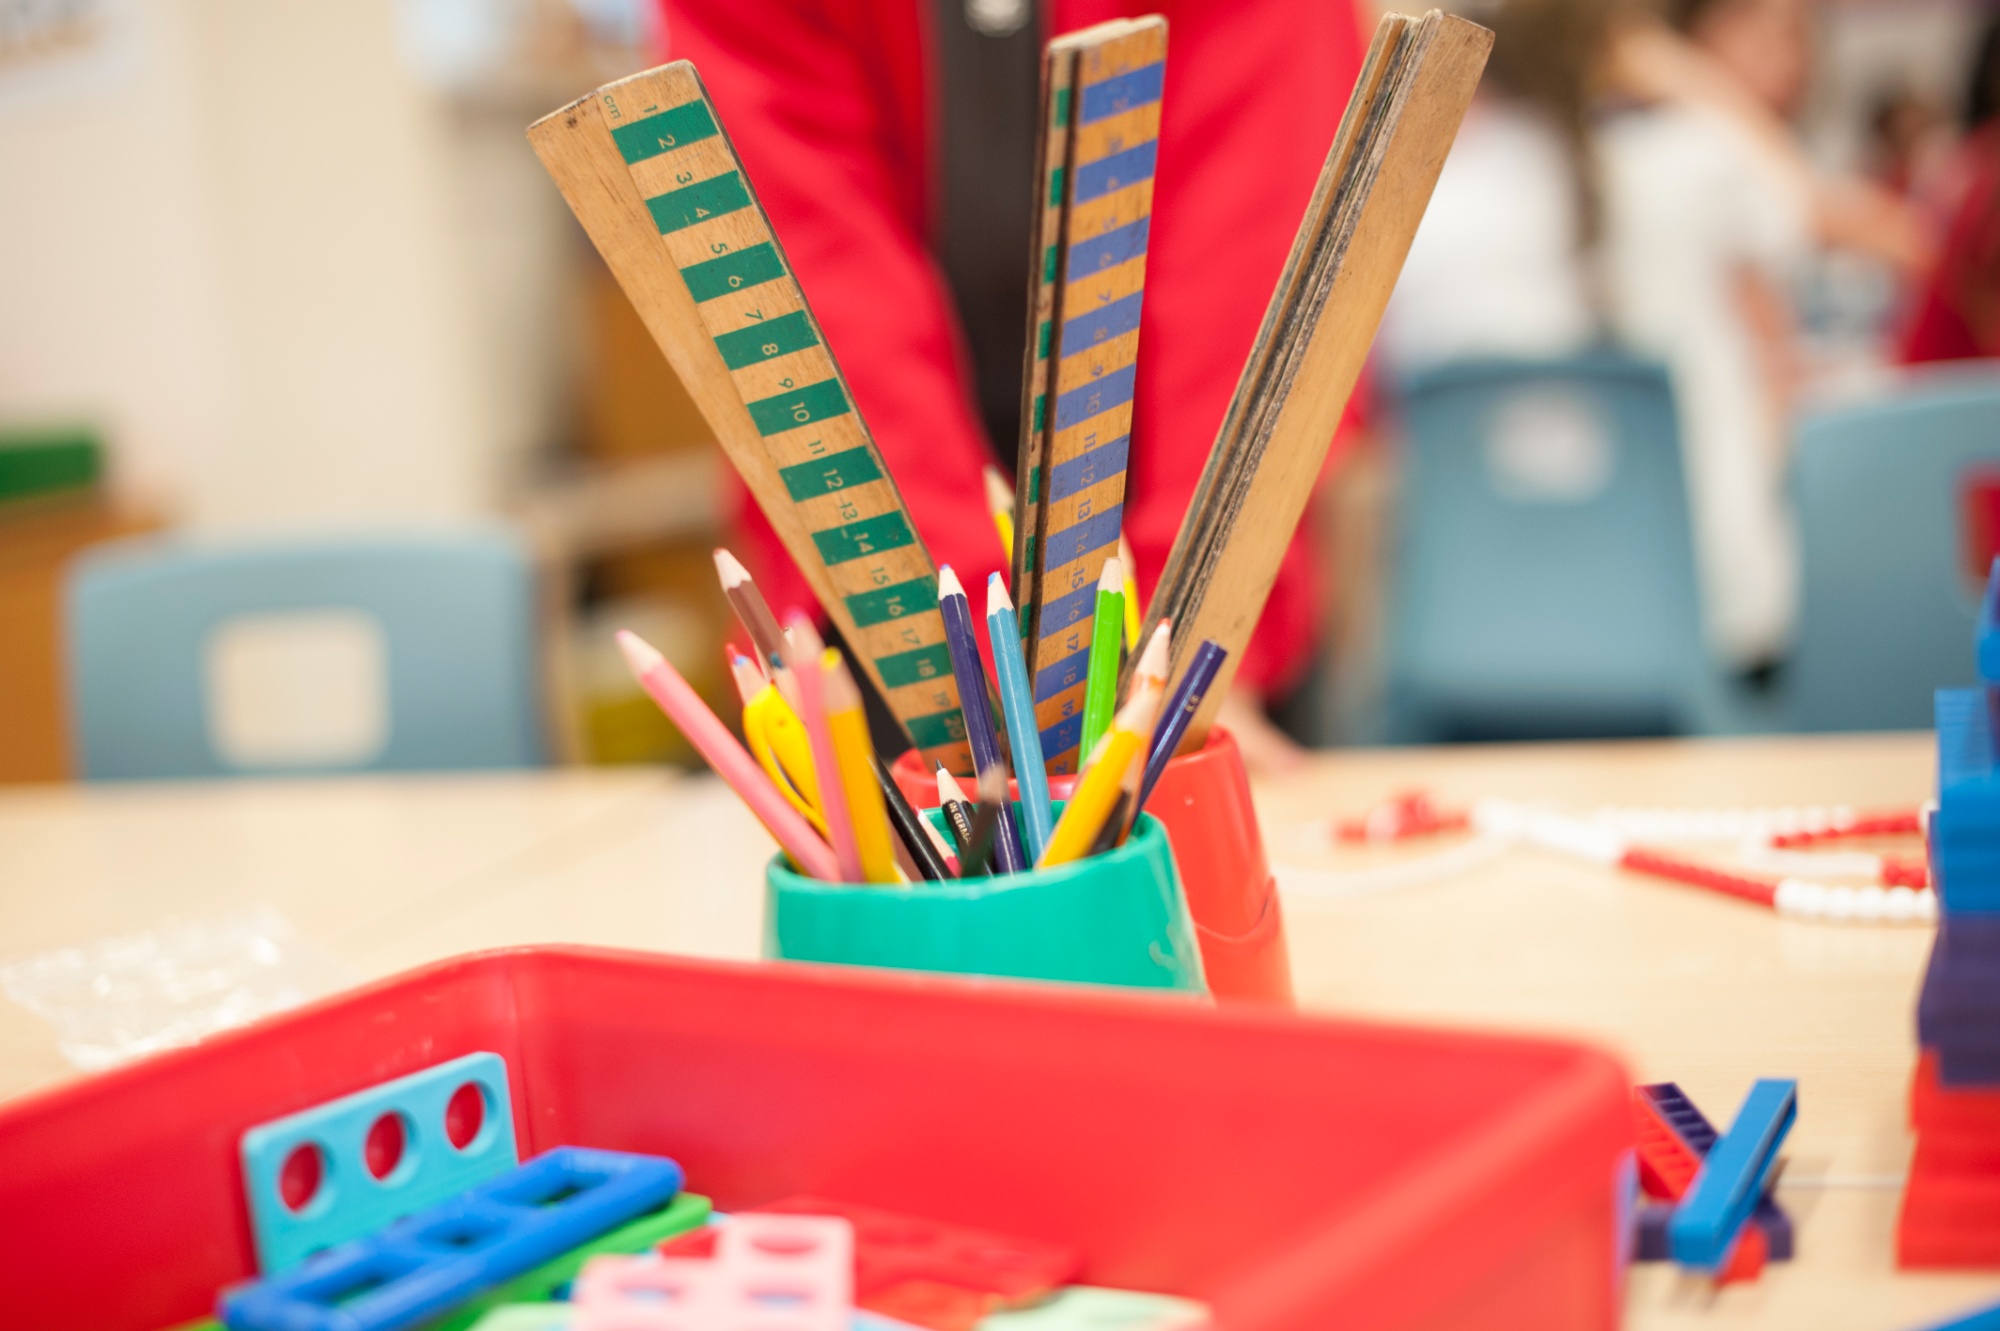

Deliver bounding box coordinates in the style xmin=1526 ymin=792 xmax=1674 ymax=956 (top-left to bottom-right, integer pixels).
xmin=66 ymin=530 xmax=546 ymax=779
xmin=1788 ymin=364 xmax=2000 ymax=731
xmin=1383 ymin=355 xmax=1706 ymax=742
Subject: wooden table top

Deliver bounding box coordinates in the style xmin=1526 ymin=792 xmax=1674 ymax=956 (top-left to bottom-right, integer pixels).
xmin=1 ymin=732 xmax=1993 ymax=1329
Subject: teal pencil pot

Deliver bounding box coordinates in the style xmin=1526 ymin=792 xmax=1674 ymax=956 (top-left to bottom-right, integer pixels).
xmin=764 ymin=806 xmax=1207 ymax=993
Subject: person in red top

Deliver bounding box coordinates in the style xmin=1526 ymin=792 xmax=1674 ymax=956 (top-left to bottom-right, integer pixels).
xmin=1903 ymin=15 xmax=2000 ymax=365
xmin=659 ymin=0 xmax=1370 ymax=765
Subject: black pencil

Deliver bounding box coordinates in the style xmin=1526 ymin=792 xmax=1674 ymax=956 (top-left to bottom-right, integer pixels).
xmin=873 ymin=754 xmax=948 ymax=881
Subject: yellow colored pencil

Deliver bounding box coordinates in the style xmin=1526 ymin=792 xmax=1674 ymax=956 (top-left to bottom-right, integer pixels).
xmin=984 ymin=465 xmax=1017 ymax=565
xmin=1038 ymin=679 xmax=1163 ymax=868
xmin=1118 ymin=533 xmax=1142 ymax=651
xmin=823 ymin=648 xmax=901 ymax=884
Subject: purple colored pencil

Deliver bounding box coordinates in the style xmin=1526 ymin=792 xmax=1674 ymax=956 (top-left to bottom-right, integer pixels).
xmin=1136 ymin=640 xmax=1229 ymax=811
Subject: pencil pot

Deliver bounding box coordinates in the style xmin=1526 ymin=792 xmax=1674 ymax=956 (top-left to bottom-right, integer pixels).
xmin=891 ymin=727 xmax=1294 ymax=1005
xmin=763 ymin=806 xmax=1206 ymax=993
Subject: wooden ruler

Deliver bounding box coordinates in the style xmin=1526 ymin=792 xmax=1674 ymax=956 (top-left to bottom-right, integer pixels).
xmin=529 ymin=64 xmax=973 ymax=775
xmin=1140 ymin=10 xmax=1490 ymax=750
xmin=1011 ymin=16 xmax=1166 ymax=775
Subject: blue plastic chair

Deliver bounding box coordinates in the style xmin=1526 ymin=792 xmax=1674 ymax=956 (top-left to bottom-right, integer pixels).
xmin=66 ymin=530 xmax=546 ymax=779
xmin=1380 ymin=356 xmax=1709 ymax=743
xmin=1787 ymin=364 xmax=2000 ymax=731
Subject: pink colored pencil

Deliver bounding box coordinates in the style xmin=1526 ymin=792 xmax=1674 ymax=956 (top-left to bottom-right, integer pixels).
xmin=617 ymin=630 xmax=838 ymax=880
xmin=781 ymin=612 xmax=865 ymax=883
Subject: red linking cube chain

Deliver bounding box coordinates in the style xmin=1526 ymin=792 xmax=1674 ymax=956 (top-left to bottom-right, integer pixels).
xmin=1328 ymin=792 xmax=1937 ymax=924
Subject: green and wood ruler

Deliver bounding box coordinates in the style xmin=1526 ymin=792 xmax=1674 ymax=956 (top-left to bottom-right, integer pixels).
xmin=1011 ymin=16 xmax=1166 ymax=774
xmin=529 ymin=63 xmax=973 ymax=774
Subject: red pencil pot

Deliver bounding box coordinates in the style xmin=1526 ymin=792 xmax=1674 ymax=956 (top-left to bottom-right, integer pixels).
xmin=891 ymin=726 xmax=1294 ymax=1006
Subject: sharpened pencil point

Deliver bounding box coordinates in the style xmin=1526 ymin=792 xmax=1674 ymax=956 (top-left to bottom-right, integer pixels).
xmin=1098 ymin=557 xmax=1123 ymax=594
xmin=616 ymin=629 xmax=663 ymax=677
xmin=987 ymin=571 xmax=1015 ymax=616
xmin=983 ymin=465 xmax=1015 ymax=516
xmin=712 ymin=547 xmax=751 ymax=589
xmin=937 ymin=564 xmax=965 ymax=600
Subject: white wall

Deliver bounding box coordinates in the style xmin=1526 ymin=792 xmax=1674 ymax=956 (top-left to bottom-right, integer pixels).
xmin=0 ymin=0 xmax=498 ymax=530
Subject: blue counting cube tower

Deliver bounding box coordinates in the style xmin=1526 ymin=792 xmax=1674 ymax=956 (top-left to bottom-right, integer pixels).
xmin=1933 ymin=687 xmax=2000 ymax=915
xmin=241 ymin=1052 xmax=518 ymax=1272
xmin=220 ymin=1146 xmax=684 ymax=1331
xmin=1667 ymin=1079 xmax=1797 ymax=1273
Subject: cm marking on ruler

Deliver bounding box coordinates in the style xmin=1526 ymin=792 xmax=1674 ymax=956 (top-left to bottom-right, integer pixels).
xmin=531 ymin=65 xmax=972 ymax=772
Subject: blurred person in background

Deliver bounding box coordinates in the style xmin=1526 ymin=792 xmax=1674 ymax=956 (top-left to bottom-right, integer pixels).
xmin=1383 ymin=0 xmax=1925 ymax=686
xmin=1902 ymin=14 xmax=2000 ymax=365
xmin=660 ymin=0 xmax=1376 ymax=769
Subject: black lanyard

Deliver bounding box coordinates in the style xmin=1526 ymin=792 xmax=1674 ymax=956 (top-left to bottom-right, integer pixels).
xmin=931 ymin=0 xmax=1042 ymax=470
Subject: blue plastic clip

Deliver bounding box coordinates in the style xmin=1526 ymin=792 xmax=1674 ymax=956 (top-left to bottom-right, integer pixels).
xmin=241 ymin=1052 xmax=518 ymax=1272
xmin=1667 ymin=1079 xmax=1796 ymax=1272
xmin=220 ymin=1147 xmax=684 ymax=1331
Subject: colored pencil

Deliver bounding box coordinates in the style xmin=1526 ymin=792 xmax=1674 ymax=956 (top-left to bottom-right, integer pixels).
xmin=782 ymin=613 xmax=865 ymax=883
xmin=985 ymin=573 xmax=1053 ymax=863
xmin=1078 ymin=558 xmax=1126 ymax=762
xmin=1111 ymin=621 xmax=1173 ymax=842
xmin=936 ymin=566 xmax=1025 ymax=873
xmin=984 ymin=465 xmax=1016 ymax=566
xmin=1091 ymin=791 xmax=1132 ymax=856
xmin=713 ymin=548 xmax=789 ymax=681
xmin=823 ymin=650 xmax=901 ymax=884
xmin=872 ymin=752 xmax=949 ymax=881
xmin=936 ymin=765 xmax=979 ymax=867
xmin=961 ymin=764 xmax=1008 ymax=879
xmin=1136 ymin=639 xmax=1228 ymax=811
xmin=1039 ymin=682 xmax=1162 ymax=868
xmin=1118 ymin=534 xmax=1142 ymax=652
xmin=617 ymin=630 xmax=837 ymax=880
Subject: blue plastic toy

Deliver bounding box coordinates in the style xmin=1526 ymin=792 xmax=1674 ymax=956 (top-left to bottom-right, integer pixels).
xmin=1667 ymin=1079 xmax=1797 ymax=1272
xmin=1980 ymin=557 xmax=2000 ymax=683
xmin=219 ymin=1147 xmax=684 ymax=1331
xmin=240 ymin=1052 xmax=518 ymax=1273
xmin=1932 ymin=686 xmax=2000 ymax=915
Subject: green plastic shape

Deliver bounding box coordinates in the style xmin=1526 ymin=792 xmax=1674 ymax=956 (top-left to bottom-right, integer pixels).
xmin=765 ymin=806 xmax=1206 ymax=993
xmin=421 ymin=1191 xmax=711 ymax=1329
xmin=979 ymin=1286 xmax=1212 ymax=1330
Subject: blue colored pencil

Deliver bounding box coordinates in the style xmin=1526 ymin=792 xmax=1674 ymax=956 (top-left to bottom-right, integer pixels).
xmin=985 ymin=573 xmax=1053 ymax=863
xmin=1136 ymin=640 xmax=1229 ymax=811
xmin=936 ymin=566 xmax=1026 ymax=873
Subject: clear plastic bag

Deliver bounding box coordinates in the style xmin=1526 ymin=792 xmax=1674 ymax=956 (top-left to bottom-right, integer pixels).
xmin=0 ymin=906 xmax=355 ymax=1071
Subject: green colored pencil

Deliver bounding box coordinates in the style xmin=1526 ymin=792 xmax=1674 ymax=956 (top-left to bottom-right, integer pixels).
xmin=1078 ymin=557 xmax=1126 ymax=761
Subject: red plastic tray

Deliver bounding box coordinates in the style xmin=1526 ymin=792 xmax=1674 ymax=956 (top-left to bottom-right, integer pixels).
xmin=0 ymin=947 xmax=1630 ymax=1330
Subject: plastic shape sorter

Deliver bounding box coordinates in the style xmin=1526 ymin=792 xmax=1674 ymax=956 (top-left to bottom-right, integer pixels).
xmin=219 ymin=1147 xmax=684 ymax=1331
xmin=573 ymin=1213 xmax=852 ymax=1331
xmin=240 ymin=1050 xmax=518 ymax=1271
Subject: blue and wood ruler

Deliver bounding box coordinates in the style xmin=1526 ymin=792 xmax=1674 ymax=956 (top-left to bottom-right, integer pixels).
xmin=530 ymin=63 xmax=973 ymax=775
xmin=1012 ymin=16 xmax=1166 ymax=775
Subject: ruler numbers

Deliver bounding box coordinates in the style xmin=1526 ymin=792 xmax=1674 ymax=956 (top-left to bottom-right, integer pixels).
xmin=604 ymin=76 xmax=968 ymax=759
xmin=1026 ymin=20 xmax=1165 ymax=773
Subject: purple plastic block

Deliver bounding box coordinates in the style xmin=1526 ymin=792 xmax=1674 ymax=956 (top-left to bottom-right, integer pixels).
xmin=1941 ymin=1046 xmax=2000 ymax=1087
xmin=1635 ymin=1203 xmax=1672 ymax=1261
xmin=1630 ymin=1084 xmax=1791 ymax=1262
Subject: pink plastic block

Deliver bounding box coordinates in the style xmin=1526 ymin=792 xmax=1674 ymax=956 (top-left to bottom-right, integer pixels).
xmin=575 ymin=1214 xmax=854 ymax=1331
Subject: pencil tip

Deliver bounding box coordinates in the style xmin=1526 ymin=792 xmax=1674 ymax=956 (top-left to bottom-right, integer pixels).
xmin=712 ymin=547 xmax=749 ymax=587
xmin=1137 ymin=622 xmax=1171 ymax=677
xmin=986 ymin=571 xmax=1014 ymax=615
xmin=1098 ymin=557 xmax=1123 ymax=593
xmin=937 ymin=565 xmax=964 ymax=599
xmin=616 ymin=629 xmax=663 ymax=676
xmin=983 ymin=466 xmax=1014 ymax=512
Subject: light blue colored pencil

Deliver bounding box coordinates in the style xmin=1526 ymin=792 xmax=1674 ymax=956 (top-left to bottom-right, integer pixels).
xmin=985 ymin=573 xmax=1053 ymax=863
